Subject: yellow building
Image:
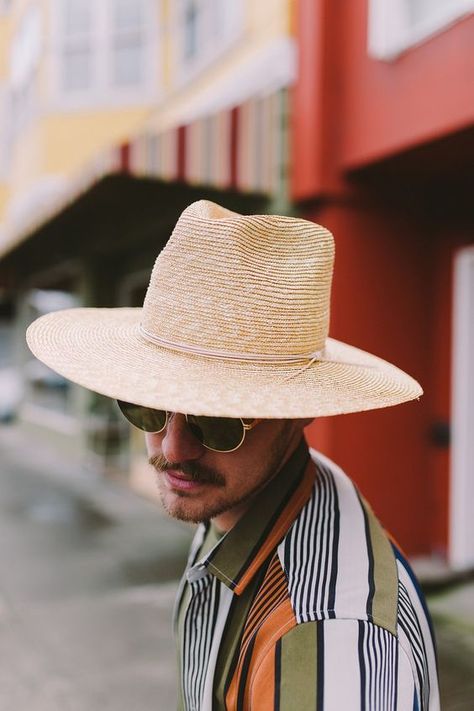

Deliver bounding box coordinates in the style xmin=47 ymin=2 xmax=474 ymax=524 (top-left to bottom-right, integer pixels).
xmin=0 ymin=0 xmax=296 ymax=487
xmin=0 ymin=0 xmax=162 ymax=249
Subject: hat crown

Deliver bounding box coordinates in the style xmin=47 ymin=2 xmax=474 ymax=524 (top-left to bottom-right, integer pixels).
xmin=142 ymin=200 xmax=335 ymax=358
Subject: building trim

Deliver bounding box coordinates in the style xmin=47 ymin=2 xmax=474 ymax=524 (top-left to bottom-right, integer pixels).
xmin=368 ymin=0 xmax=474 ymax=60
xmin=450 ymin=245 xmax=474 ymax=568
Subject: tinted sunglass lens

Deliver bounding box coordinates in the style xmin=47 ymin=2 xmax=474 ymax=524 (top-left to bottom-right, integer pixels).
xmin=187 ymin=415 xmax=244 ymax=452
xmin=117 ymin=400 xmax=167 ymax=433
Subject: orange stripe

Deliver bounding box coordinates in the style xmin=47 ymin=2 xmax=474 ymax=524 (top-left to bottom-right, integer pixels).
xmin=233 ymin=459 xmax=316 ymax=595
xmin=226 ymin=597 xmax=297 ymax=710
xmin=249 ymin=643 xmax=276 ymax=709
xmin=241 ymin=555 xmax=286 ymax=650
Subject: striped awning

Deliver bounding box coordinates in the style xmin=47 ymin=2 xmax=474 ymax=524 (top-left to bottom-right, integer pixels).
xmin=122 ymin=89 xmax=286 ymax=193
xmin=0 ymin=89 xmax=288 ymax=260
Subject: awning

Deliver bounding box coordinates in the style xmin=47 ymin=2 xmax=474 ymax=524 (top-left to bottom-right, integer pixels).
xmin=0 ymin=88 xmax=288 ymax=261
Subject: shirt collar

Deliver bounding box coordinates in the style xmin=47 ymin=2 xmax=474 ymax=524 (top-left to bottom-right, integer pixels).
xmin=196 ymin=439 xmax=316 ymax=595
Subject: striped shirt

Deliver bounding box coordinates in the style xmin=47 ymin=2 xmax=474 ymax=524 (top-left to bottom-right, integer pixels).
xmin=174 ymin=441 xmax=440 ymax=710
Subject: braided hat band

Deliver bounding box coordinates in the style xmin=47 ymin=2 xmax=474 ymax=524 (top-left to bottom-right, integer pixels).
xmin=26 ymin=200 xmax=422 ymax=419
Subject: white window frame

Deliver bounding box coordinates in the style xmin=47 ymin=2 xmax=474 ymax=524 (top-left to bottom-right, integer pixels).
xmin=0 ymin=83 xmax=9 ymax=177
xmin=173 ymin=0 xmax=244 ymax=87
xmin=7 ymin=2 xmax=42 ymax=141
xmin=368 ymin=0 xmax=474 ymax=60
xmin=450 ymin=245 xmax=474 ymax=570
xmin=49 ymin=0 xmax=161 ymax=110
xmin=0 ymin=0 xmax=13 ymax=16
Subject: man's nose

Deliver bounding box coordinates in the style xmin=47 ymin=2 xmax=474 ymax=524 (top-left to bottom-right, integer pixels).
xmin=160 ymin=413 xmax=205 ymax=463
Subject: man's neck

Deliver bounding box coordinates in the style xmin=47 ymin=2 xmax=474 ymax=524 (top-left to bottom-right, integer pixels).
xmin=212 ymin=430 xmax=306 ymax=533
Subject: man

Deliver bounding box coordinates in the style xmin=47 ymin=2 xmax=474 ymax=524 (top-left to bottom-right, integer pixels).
xmin=27 ymin=200 xmax=439 ymax=710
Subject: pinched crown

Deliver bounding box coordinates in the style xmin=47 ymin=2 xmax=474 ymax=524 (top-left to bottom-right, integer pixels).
xmin=141 ymin=200 xmax=335 ymax=358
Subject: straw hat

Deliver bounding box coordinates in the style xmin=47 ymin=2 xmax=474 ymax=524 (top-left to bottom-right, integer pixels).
xmin=26 ymin=200 xmax=422 ymax=418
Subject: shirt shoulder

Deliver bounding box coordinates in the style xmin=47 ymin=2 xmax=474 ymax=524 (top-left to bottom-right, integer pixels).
xmin=249 ymin=616 xmax=435 ymax=710
xmin=278 ymin=449 xmax=399 ymax=633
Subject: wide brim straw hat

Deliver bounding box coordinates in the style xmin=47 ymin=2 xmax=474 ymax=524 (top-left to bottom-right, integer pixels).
xmin=26 ymin=200 xmax=422 ymax=419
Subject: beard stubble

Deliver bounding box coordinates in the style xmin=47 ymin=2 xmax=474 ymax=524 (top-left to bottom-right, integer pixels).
xmin=148 ymin=421 xmax=296 ymax=525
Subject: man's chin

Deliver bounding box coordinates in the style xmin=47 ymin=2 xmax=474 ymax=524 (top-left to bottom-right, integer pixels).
xmin=158 ymin=488 xmax=236 ymax=524
xmin=161 ymin=497 xmax=217 ymax=524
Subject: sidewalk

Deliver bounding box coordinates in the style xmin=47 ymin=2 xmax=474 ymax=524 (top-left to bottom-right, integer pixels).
xmin=0 ymin=423 xmax=193 ymax=711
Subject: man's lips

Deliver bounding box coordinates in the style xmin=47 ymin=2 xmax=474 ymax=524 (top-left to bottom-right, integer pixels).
xmin=164 ymin=469 xmax=208 ymax=491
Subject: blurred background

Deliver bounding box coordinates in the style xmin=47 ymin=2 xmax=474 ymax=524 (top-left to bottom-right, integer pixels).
xmin=0 ymin=0 xmax=473 ymax=708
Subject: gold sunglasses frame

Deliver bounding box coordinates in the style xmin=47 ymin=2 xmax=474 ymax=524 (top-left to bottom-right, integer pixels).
xmin=117 ymin=401 xmax=260 ymax=453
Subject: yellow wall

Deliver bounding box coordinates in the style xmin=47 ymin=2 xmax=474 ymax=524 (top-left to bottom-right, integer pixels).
xmin=41 ymin=108 xmax=152 ymax=174
xmin=247 ymin=0 xmax=292 ymax=35
xmin=0 ymin=184 xmax=9 ymax=217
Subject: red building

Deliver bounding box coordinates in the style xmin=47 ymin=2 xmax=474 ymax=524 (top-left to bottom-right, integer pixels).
xmin=293 ymin=0 xmax=474 ymax=566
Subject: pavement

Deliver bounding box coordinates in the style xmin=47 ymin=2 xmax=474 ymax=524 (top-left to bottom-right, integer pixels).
xmin=0 ymin=423 xmax=473 ymax=710
xmin=0 ymin=423 xmax=193 ymax=711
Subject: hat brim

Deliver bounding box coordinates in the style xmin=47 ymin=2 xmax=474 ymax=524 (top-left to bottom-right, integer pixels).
xmin=26 ymin=307 xmax=422 ymax=419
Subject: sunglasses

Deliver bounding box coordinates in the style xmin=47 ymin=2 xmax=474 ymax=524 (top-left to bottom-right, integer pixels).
xmin=117 ymin=400 xmax=261 ymax=453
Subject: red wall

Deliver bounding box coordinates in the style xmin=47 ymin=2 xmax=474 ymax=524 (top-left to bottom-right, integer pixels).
xmin=341 ymin=4 xmax=474 ymax=168
xmin=303 ymin=198 xmax=474 ymax=556
xmin=304 ymin=200 xmax=435 ymax=554
xmin=292 ymin=0 xmax=474 ymax=200
xmin=292 ymin=0 xmax=474 ymax=555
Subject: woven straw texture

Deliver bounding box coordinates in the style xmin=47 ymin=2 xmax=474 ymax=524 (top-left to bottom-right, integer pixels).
xmin=26 ymin=200 xmax=422 ymax=418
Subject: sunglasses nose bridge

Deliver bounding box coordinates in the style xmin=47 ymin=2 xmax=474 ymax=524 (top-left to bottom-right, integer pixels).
xmin=160 ymin=411 xmax=206 ymax=462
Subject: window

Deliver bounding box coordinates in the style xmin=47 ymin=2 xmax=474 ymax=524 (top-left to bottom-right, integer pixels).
xmin=8 ymin=3 xmax=42 ymax=136
xmin=0 ymin=0 xmax=13 ymax=16
xmin=54 ymin=0 xmax=158 ymax=105
xmin=183 ymin=0 xmax=199 ymax=60
xmin=368 ymin=0 xmax=474 ymax=59
xmin=111 ymin=0 xmax=147 ymax=86
xmin=176 ymin=0 xmax=243 ymax=83
xmin=61 ymin=0 xmax=93 ymax=91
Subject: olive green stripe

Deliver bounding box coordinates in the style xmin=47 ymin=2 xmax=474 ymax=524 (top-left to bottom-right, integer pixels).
xmin=363 ymin=498 xmax=398 ymax=636
xmin=279 ymin=622 xmax=318 ymax=709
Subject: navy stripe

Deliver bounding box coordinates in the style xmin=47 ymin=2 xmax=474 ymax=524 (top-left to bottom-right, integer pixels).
xmin=356 ymin=489 xmax=375 ymax=623
xmin=316 ymin=621 xmax=325 ymax=710
xmin=358 ymin=620 xmax=367 ymax=711
xmin=284 ymin=461 xmax=339 ymax=623
xmin=327 ymin=473 xmax=340 ymax=618
xmin=274 ymin=638 xmax=282 ymax=711
xmin=317 ymin=467 xmax=335 ymax=616
xmin=392 ymin=543 xmax=438 ymax=667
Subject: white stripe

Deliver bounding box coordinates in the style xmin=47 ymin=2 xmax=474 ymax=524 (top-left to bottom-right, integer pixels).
xmin=323 ymin=620 xmax=361 ymax=708
xmin=313 ymin=451 xmax=371 ymax=620
xmin=397 ymin=637 xmax=417 ymax=710
xmin=182 ymin=574 xmax=221 ymax=711
xmin=280 ymin=464 xmax=337 ymax=622
xmin=280 ymin=451 xmax=371 ymax=623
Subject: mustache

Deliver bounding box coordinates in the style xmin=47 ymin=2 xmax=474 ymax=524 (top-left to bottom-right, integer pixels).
xmin=149 ymin=454 xmax=225 ymax=486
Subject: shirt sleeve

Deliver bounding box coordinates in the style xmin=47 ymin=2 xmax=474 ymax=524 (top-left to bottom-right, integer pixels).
xmin=249 ymin=619 xmax=419 ymax=710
